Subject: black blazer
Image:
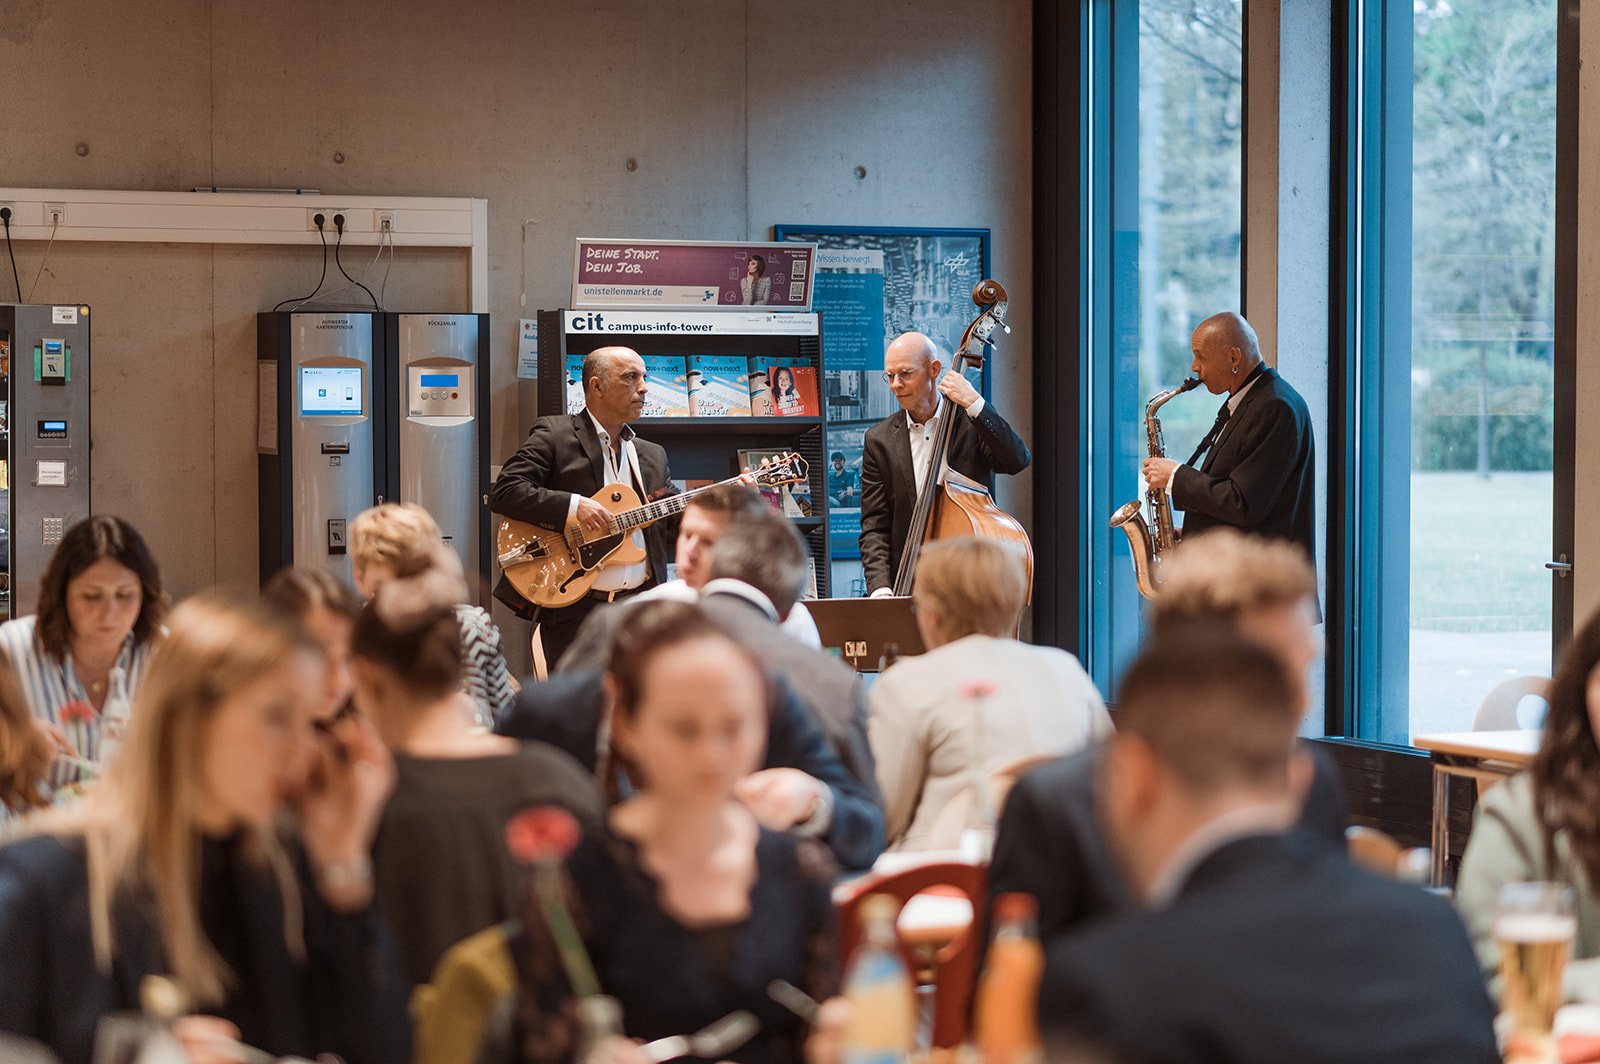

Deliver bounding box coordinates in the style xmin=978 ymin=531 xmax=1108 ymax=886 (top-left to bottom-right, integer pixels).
xmin=495 ymin=668 xmax=887 ymax=871
xmin=0 ymin=833 xmax=411 ymax=1064
xmin=490 ymin=411 xmax=676 ymax=619
xmin=1171 ymin=367 xmax=1316 ymax=566
xmin=1039 ymin=831 xmax=1499 ymax=1064
xmin=987 ymin=741 xmax=1348 ymax=945
xmin=858 ymin=401 xmax=1031 ymax=592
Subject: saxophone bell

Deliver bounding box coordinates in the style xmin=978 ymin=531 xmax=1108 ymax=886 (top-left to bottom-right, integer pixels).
xmin=1110 ymin=377 xmax=1201 ymax=600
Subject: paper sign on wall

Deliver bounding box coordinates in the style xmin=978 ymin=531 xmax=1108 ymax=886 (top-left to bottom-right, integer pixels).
xmin=517 ymin=319 xmax=539 ymax=381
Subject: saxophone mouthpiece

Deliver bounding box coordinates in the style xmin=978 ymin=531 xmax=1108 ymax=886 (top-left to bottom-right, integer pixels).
xmin=1179 ymin=377 xmax=1201 ymax=392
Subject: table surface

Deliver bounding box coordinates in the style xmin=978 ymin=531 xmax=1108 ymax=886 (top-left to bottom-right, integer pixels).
xmin=1412 ymin=728 xmax=1541 ymax=762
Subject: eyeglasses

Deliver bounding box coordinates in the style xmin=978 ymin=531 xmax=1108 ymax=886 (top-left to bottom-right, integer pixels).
xmin=882 ymin=369 xmax=924 ymax=384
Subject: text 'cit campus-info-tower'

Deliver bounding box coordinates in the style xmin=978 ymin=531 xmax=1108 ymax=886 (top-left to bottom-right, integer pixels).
xmin=257 ymin=311 xmax=491 ymax=599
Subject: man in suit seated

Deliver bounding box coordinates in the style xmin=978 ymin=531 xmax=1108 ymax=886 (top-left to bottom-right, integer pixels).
xmin=495 ymin=594 xmax=885 ymax=871
xmin=988 ymin=530 xmax=1344 ymax=942
xmin=1039 ymin=625 xmax=1498 ymax=1064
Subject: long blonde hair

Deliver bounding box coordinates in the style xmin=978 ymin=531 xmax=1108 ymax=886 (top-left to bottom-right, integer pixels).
xmin=26 ymin=596 xmax=319 ymax=1005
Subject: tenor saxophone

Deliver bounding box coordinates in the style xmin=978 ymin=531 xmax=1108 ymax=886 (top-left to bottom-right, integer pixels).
xmin=1109 ymin=377 xmax=1201 ymax=599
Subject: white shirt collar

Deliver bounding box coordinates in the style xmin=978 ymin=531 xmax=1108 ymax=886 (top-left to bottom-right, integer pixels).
xmin=1143 ymin=801 xmax=1296 ymax=909
xmin=700 ymin=578 xmax=781 ymax=622
xmin=906 ymin=394 xmax=946 ymax=431
xmin=1226 ymin=366 xmax=1267 ymax=414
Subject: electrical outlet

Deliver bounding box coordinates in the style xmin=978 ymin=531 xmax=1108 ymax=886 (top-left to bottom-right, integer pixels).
xmin=45 ymin=203 xmax=66 ymax=226
xmin=306 ymin=208 xmax=345 ymax=231
xmin=375 ymin=209 xmax=395 ymax=232
xmin=0 ymin=201 xmax=15 ymax=222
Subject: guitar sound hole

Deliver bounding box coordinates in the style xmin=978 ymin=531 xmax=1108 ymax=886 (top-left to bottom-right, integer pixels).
xmin=611 ymin=492 xmax=622 ymax=502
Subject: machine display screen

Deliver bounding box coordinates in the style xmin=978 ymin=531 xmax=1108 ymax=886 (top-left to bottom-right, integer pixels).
xmin=300 ymin=365 xmax=363 ymax=417
xmin=419 ymin=373 xmax=459 ymax=388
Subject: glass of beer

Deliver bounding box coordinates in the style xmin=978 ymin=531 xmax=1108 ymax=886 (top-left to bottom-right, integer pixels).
xmin=1496 ymin=881 xmax=1577 ymax=1053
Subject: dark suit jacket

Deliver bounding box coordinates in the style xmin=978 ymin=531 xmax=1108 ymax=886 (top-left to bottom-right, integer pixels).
xmin=858 ymin=401 xmax=1031 ymax=592
xmin=987 ymin=741 xmax=1347 ymax=946
xmin=0 ymin=833 xmax=411 ymax=1064
xmin=1039 ymin=831 xmax=1499 ymax=1064
xmin=1171 ymin=367 xmax=1316 ymax=566
xmin=494 ymin=668 xmax=886 ymax=871
xmin=490 ymin=411 xmax=675 ymax=619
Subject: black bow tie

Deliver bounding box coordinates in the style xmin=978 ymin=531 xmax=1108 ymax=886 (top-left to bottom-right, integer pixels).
xmin=1186 ymin=402 xmax=1232 ymax=467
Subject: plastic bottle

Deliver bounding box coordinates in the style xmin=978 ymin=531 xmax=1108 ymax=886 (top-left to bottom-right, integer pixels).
xmin=841 ymin=893 xmax=916 ymax=1064
xmin=97 ymin=665 xmax=133 ymax=769
xmin=975 ymin=892 xmax=1045 ymax=1064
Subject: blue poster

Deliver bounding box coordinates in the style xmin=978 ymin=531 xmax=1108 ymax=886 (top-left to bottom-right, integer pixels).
xmin=811 ymin=269 xmax=884 ymax=372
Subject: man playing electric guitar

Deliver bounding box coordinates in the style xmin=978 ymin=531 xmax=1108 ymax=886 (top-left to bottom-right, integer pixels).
xmin=491 ymin=346 xmax=675 ymax=667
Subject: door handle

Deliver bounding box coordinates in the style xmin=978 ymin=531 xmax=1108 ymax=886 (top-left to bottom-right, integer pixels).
xmin=1546 ymin=553 xmax=1573 ymax=577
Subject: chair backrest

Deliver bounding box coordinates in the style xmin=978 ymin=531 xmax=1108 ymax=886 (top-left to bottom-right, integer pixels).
xmin=1471 ymin=676 xmax=1551 ymax=731
xmin=835 ymin=861 xmax=987 ymax=1050
xmin=1346 ymin=825 xmax=1405 ymax=877
xmin=412 ymin=921 xmax=519 ymax=1064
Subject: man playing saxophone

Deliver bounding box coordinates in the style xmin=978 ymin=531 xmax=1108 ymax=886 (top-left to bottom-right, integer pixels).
xmin=1141 ymin=312 xmax=1317 ymax=596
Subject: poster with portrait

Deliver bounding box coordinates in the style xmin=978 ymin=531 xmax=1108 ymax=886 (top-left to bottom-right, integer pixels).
xmin=771 ymin=226 xmax=991 ymax=567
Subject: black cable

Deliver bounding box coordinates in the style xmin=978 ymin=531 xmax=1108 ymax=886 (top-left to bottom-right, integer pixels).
xmin=1 ymin=209 xmax=22 ymax=302
xmin=273 ymin=218 xmax=329 ymax=312
xmin=332 ymin=216 xmax=380 ymax=309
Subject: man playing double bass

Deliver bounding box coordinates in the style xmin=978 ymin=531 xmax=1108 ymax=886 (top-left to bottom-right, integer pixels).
xmin=859 ymin=331 xmax=1032 ymax=597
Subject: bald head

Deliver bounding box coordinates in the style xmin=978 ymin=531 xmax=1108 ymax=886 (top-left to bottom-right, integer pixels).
xmin=1190 ymin=313 xmax=1264 ymax=396
xmin=884 ymin=331 xmax=943 ymax=418
xmin=583 ymin=346 xmax=648 ymax=428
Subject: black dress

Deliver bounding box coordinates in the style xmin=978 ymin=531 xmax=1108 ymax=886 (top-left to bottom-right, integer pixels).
xmin=0 ymin=831 xmax=410 ymax=1064
xmin=373 ymin=741 xmax=604 ymax=986
xmin=518 ymin=826 xmax=839 ymax=1064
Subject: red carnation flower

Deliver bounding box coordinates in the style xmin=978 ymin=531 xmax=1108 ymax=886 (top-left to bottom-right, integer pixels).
xmin=506 ymin=806 xmax=582 ymax=866
xmin=58 ymin=700 xmax=95 ymax=726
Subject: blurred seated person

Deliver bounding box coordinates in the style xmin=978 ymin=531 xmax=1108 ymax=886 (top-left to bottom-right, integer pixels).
xmin=989 ymin=530 xmax=1343 ymax=942
xmin=517 ymin=601 xmax=839 ymax=1063
xmin=1040 ymin=625 xmax=1498 ymax=1064
xmin=698 ymin=509 xmax=879 ymax=819
xmin=0 ymin=651 xmax=54 ymax=824
xmin=0 ymin=516 xmax=167 ymax=795
xmin=870 ymin=536 xmax=1110 ymax=851
xmin=559 ymin=484 xmax=820 ymax=670
xmin=350 ymin=503 xmax=514 ymax=724
xmin=0 ymin=598 xmax=409 ymax=1064
xmin=497 ymin=592 xmax=885 ymax=871
xmin=262 ymin=566 xmax=362 ymax=724
xmin=352 ymin=544 xmax=603 ymax=987
xmin=1458 ymin=606 xmax=1600 ymax=1002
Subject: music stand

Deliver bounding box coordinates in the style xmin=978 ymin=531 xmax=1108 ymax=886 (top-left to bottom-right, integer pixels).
xmin=806 ymin=596 xmax=926 ymax=673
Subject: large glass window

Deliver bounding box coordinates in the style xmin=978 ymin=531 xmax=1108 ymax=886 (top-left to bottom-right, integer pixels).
xmin=1346 ymin=0 xmax=1558 ymax=742
xmin=1086 ymin=0 xmax=1244 ymax=691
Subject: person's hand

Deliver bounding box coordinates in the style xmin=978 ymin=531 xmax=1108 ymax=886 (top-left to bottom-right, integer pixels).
xmin=172 ymin=1015 xmax=246 ymax=1064
xmin=579 ymin=1035 xmax=647 ymax=1064
xmin=736 ymin=768 xmax=825 ymax=831
xmin=1142 ymin=457 xmax=1179 ymax=491
xmin=804 ymin=996 xmax=852 ymax=1064
xmin=296 ymin=713 xmax=394 ymax=911
xmin=36 ymin=719 xmax=78 ymax=757
xmin=936 ymin=370 xmax=981 ymax=410
xmin=574 ymin=497 xmax=615 ymax=538
xmin=869 ymin=587 xmax=895 ymax=599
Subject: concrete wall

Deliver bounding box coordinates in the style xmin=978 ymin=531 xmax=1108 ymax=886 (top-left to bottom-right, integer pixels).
xmin=1 ymin=0 xmax=1033 ymax=612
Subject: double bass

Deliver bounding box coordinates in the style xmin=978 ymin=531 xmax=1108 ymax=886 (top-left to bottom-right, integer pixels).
xmin=891 ymin=280 xmax=1035 ymax=597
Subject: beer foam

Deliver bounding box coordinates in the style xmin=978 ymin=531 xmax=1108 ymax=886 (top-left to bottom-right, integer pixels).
xmin=1495 ymin=912 xmax=1578 ymax=943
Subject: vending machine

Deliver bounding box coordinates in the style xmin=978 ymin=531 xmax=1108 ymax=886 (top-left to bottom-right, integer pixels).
xmin=257 ymin=312 xmax=387 ymax=586
xmin=383 ymin=313 xmax=491 ymax=598
xmin=0 ymin=304 xmax=93 ymax=617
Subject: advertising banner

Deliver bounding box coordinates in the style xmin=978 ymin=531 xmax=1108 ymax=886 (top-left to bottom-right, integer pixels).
xmin=572 ymin=239 xmax=817 ymax=311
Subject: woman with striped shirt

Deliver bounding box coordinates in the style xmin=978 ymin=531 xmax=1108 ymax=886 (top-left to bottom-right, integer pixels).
xmin=0 ymin=516 xmax=166 ymax=796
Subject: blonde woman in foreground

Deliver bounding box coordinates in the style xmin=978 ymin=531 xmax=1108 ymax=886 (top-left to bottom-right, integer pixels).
xmin=0 ymin=597 xmax=410 ymax=1064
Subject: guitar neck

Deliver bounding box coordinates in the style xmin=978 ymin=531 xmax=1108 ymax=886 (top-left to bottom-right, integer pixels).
xmin=607 ymin=474 xmax=749 ymax=534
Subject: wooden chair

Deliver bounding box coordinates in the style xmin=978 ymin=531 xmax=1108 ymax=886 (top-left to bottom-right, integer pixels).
xmin=836 ymin=861 xmax=987 ymax=1050
xmin=1471 ymin=676 xmax=1550 ymax=732
xmin=1346 ymin=825 xmax=1405 ymax=878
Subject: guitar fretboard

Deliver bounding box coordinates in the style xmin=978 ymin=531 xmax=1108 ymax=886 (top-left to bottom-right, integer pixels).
xmin=572 ymin=464 xmax=798 ymax=545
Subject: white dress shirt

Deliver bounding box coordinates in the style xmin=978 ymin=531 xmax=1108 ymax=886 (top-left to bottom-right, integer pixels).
xmin=574 ymin=412 xmax=649 ymax=592
xmin=906 ymin=394 xmax=986 ymax=493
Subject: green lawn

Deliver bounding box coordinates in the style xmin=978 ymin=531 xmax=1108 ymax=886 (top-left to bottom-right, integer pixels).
xmin=1409 ymin=471 xmax=1552 ymax=633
